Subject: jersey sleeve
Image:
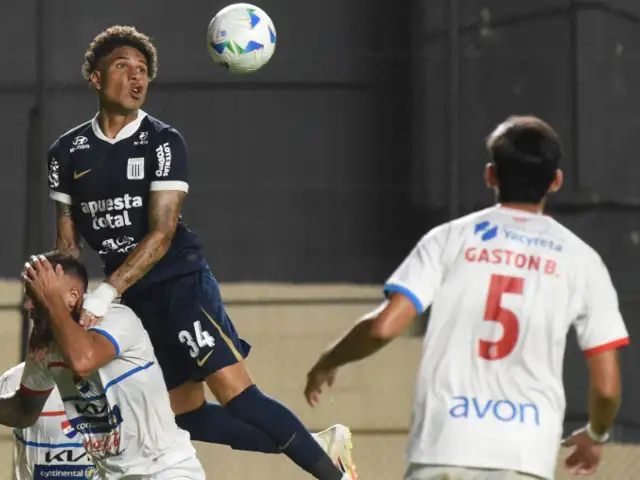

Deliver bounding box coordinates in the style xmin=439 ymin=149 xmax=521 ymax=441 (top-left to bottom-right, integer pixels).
xmin=47 ymin=139 xmax=73 ymax=205
xmin=383 ymin=225 xmax=448 ymax=314
xmin=150 ymin=128 xmax=189 ymax=193
xmin=88 ymin=305 xmax=142 ymax=356
xmin=19 ymin=359 xmax=55 ymax=395
xmin=0 ymin=363 xmax=25 ymax=396
xmin=573 ymin=252 xmax=630 ymax=356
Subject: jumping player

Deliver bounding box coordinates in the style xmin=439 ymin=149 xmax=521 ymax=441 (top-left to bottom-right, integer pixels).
xmin=47 ymin=26 xmax=355 ymax=480
xmin=305 ymin=116 xmax=629 ymax=480
xmin=0 ymin=363 xmax=96 ymax=479
xmin=8 ymin=251 xmax=205 ymax=479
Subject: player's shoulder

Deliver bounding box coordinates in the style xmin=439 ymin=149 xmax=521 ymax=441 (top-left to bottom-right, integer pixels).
xmin=0 ymin=362 xmax=25 ymax=384
xmin=49 ymin=119 xmax=93 ymax=153
xmin=103 ymin=303 xmax=144 ymax=326
xmin=144 ymin=114 xmax=185 ymax=141
xmin=546 ymin=216 xmax=605 ymax=266
xmin=419 ymin=207 xmax=497 ymax=245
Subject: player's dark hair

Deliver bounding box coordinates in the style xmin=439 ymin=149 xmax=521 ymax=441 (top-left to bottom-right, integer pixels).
xmin=42 ymin=251 xmax=89 ymax=292
xmin=82 ymin=25 xmax=158 ymax=81
xmin=486 ymin=115 xmax=562 ymax=204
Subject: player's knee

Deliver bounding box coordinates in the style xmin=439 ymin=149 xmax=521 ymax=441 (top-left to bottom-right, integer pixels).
xmin=168 ymin=380 xmax=206 ymax=415
xmin=204 ymin=361 xmax=254 ymax=405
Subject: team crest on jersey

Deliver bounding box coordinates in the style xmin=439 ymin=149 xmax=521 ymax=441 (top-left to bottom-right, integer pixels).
xmin=61 ymin=420 xmax=79 ymax=439
xmin=134 ymin=131 xmax=149 ymax=146
xmin=127 ymin=157 xmax=145 ymax=180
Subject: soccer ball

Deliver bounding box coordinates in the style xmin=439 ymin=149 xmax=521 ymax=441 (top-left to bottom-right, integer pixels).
xmin=207 ymin=3 xmax=277 ymax=74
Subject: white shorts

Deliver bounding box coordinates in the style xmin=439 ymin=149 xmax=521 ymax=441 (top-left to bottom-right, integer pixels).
xmin=122 ymin=456 xmax=206 ymax=480
xmin=404 ymin=464 xmax=543 ymax=480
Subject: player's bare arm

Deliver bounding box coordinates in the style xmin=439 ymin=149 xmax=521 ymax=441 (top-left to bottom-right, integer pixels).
xmin=107 ymin=190 xmax=186 ymax=295
xmin=587 ymin=349 xmax=622 ymax=434
xmin=54 ymin=201 xmax=82 ymax=258
xmin=0 ymin=386 xmax=49 ymax=429
xmin=23 ymin=256 xmax=117 ymax=377
xmin=562 ymin=349 xmax=621 ymax=475
xmin=305 ymin=293 xmax=416 ymax=407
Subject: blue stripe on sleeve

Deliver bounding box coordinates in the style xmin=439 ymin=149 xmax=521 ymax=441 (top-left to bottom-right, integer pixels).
xmin=383 ymin=283 xmax=424 ymax=313
xmin=88 ymin=328 xmax=120 ymax=356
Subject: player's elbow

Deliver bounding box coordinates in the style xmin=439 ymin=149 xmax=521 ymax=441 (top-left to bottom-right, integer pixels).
xmin=150 ymin=228 xmax=175 ymax=254
xmin=68 ymin=355 xmax=98 ymax=378
xmin=591 ymin=377 xmax=621 ymax=405
xmin=368 ymin=317 xmax=399 ymax=342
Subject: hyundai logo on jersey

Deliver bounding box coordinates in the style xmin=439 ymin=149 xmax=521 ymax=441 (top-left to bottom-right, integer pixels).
xmin=449 ymin=395 xmax=540 ymax=426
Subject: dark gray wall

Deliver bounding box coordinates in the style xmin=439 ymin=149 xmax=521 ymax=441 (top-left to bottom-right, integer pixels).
xmin=3 ymin=0 xmax=417 ymax=282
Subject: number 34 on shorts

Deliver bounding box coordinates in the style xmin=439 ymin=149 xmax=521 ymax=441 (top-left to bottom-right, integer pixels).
xmin=179 ymin=320 xmax=216 ymax=366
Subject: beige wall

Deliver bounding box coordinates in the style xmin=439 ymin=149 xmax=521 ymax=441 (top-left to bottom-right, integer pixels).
xmin=0 ymin=282 xmax=637 ymax=479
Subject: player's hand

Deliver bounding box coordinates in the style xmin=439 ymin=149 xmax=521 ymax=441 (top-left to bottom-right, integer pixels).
xmin=21 ymin=255 xmax=66 ymax=307
xmin=79 ymin=308 xmax=102 ymax=329
xmin=79 ymin=283 xmax=118 ymax=328
xmin=562 ymin=428 xmax=603 ymax=476
xmin=304 ymin=361 xmax=338 ymax=407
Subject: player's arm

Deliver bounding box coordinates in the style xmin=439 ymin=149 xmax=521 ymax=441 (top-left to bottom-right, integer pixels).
xmin=54 ymin=201 xmax=82 ymax=258
xmin=587 ymin=349 xmax=622 ymax=437
xmin=0 ymin=387 xmax=49 ymax=428
xmin=569 ymin=253 xmax=629 ymax=442
xmin=0 ymin=361 xmax=51 ymax=429
xmin=311 ymin=295 xmax=417 ymax=371
xmin=306 ymin=227 xmax=447 ymax=406
xmin=48 ymin=141 xmax=81 ymax=258
xmin=106 ymin=189 xmax=186 ymax=295
xmin=45 ymin=293 xmax=118 ymax=377
xmin=24 ymin=257 xmax=117 ymax=377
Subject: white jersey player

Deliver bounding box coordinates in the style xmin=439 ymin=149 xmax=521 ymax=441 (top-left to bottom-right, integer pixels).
xmin=0 ymin=251 xmax=205 ymax=480
xmin=0 ymin=363 xmax=96 ymax=480
xmin=305 ymin=116 xmax=629 ymax=480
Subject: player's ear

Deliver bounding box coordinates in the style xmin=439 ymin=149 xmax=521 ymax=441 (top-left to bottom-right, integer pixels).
xmin=484 ymin=163 xmax=498 ymax=188
xmin=89 ymin=70 xmax=102 ymax=91
xmin=67 ymin=287 xmax=82 ymax=309
xmin=548 ymin=169 xmax=563 ymax=194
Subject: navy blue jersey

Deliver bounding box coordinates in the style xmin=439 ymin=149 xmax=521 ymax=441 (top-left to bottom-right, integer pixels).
xmin=47 ymin=111 xmax=203 ymax=293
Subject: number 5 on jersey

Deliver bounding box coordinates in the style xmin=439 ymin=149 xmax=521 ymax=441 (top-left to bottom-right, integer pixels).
xmin=479 ymin=274 xmax=524 ymax=360
xmin=179 ymin=320 xmax=215 ymax=360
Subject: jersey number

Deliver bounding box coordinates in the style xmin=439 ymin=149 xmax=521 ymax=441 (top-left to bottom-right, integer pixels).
xmin=179 ymin=321 xmax=215 ymax=358
xmin=479 ymin=274 xmax=524 ymax=360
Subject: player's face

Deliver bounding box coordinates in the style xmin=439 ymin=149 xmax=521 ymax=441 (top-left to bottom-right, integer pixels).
xmin=95 ymin=46 xmax=149 ymax=112
xmin=23 ymin=282 xmax=83 ymax=322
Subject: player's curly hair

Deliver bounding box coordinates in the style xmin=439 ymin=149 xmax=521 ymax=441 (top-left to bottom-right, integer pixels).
xmin=82 ymin=25 xmax=158 ymax=82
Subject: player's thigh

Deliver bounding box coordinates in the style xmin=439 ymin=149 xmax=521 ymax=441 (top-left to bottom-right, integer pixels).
xmin=167 ymin=268 xmax=252 ymax=390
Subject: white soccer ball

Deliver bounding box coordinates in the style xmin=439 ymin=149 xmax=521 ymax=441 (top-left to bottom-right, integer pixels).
xmin=207 ymin=3 xmax=277 ymax=74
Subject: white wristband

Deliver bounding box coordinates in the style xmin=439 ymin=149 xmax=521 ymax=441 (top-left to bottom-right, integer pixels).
xmin=82 ymin=283 xmax=118 ymax=318
xmin=586 ymin=423 xmax=610 ymax=443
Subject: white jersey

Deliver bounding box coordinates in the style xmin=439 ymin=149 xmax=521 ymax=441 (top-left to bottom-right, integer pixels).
xmin=0 ymin=363 xmax=95 ymax=480
xmin=385 ymin=206 xmax=629 ymax=480
xmin=19 ymin=304 xmax=202 ymax=479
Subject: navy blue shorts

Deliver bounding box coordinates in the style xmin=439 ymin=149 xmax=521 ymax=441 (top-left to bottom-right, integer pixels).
xmin=121 ymin=263 xmax=251 ymax=390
